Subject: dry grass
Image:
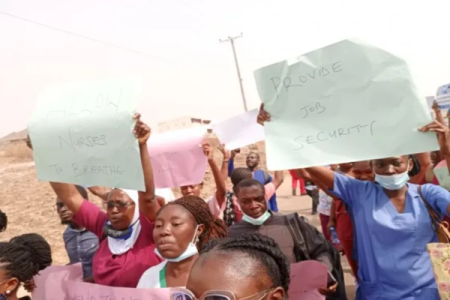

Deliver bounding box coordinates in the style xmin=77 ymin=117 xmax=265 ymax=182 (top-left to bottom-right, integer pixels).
xmin=0 ymin=140 xmax=33 ymax=164
xmin=0 ymin=139 xmax=269 ymax=265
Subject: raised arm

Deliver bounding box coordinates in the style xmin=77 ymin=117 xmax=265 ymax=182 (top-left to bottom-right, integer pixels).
xmin=134 ymin=114 xmax=160 ymax=221
xmin=204 ymin=143 xmax=227 ymax=207
xmin=219 ymin=145 xmax=230 ymax=182
xmin=432 ymin=101 xmax=446 ymax=126
xmin=304 ymin=167 xmax=335 ymax=190
xmin=227 ymin=149 xmax=238 ymax=178
xmin=297 ymin=168 xmax=336 ymax=199
xmin=419 ymin=120 xmax=450 ymax=174
xmin=26 ymin=134 xmax=84 ymax=213
xmin=50 ymin=183 xmax=84 ymax=213
xmin=272 ymin=171 xmax=284 ymax=189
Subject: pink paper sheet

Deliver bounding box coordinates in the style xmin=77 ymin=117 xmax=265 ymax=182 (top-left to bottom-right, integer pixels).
xmin=32 ymin=264 xmax=83 ymax=300
xmin=148 ymin=127 xmax=208 ymax=188
xmin=33 ymin=264 xmax=170 ymax=300
xmin=66 ymin=280 xmax=170 ymax=300
xmin=289 ymin=261 xmax=328 ymax=300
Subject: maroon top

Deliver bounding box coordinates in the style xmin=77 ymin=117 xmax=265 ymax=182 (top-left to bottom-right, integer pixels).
xmin=73 ymin=200 xmax=162 ymax=287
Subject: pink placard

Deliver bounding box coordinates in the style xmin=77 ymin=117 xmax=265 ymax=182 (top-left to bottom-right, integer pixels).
xmin=148 ymin=127 xmax=208 ymax=188
xmin=289 ymin=261 xmax=328 ymax=300
xmin=32 ymin=264 xmax=83 ymax=300
xmin=66 ymin=280 xmax=170 ymax=300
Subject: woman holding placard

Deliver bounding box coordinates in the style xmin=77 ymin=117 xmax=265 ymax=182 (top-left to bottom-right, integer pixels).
xmin=29 ymin=114 xmax=163 ymax=288
xmin=137 ymin=195 xmax=227 ymax=288
xmin=257 ymin=105 xmax=450 ymax=300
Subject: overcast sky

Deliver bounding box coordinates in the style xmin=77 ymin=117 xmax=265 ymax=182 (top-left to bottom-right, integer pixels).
xmin=0 ymin=0 xmax=449 ymax=137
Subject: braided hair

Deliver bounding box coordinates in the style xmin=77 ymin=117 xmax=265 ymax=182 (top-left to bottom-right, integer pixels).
xmin=163 ymin=195 xmax=227 ymax=250
xmin=9 ymin=233 xmax=52 ymax=273
xmin=201 ymin=233 xmax=290 ymax=293
xmin=0 ymin=234 xmax=52 ymax=283
xmin=230 ymin=167 xmax=253 ymax=186
xmin=0 ymin=210 xmax=7 ymax=232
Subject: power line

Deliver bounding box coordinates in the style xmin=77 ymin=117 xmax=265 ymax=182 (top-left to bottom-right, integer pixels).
xmin=137 ymin=0 xmax=216 ymax=39
xmin=220 ymin=33 xmax=247 ymax=111
xmin=0 ymin=10 xmax=173 ymax=62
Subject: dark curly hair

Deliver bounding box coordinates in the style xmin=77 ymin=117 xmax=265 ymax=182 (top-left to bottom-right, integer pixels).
xmin=0 ymin=210 xmax=7 ymax=232
xmin=161 ymin=195 xmax=227 ymax=250
xmin=408 ymin=155 xmax=421 ymax=177
xmin=200 ymin=233 xmax=290 ymax=293
xmin=0 ymin=233 xmax=52 ymax=283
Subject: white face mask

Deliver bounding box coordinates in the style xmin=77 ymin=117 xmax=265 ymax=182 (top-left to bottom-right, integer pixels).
xmin=375 ymin=168 xmax=410 ymax=190
xmin=242 ymin=210 xmax=271 ymax=226
xmin=154 ymin=225 xmax=199 ymax=262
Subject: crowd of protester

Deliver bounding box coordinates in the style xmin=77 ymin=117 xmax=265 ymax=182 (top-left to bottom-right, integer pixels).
xmin=1 ymin=103 xmax=450 ymax=300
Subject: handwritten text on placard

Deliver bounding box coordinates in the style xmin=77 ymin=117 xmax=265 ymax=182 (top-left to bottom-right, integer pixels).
xmin=27 ymin=78 xmax=145 ymax=190
xmin=254 ymin=39 xmax=438 ymax=170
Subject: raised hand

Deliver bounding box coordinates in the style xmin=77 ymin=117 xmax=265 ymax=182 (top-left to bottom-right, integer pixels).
xmin=133 ymin=113 xmax=151 ymax=145
xmin=419 ymin=120 xmax=450 ymax=156
xmin=257 ymin=103 xmax=271 ymax=126
xmin=218 ymin=144 xmax=230 ymax=160
xmin=202 ymin=142 xmax=214 ymax=160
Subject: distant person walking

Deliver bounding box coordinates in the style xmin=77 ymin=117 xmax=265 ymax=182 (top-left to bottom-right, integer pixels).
xmin=228 ymin=149 xmax=280 ymax=212
xmin=289 ymin=169 xmax=306 ymax=196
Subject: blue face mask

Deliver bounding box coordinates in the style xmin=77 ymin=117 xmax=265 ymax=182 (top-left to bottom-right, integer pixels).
xmin=242 ymin=210 xmax=271 ymax=226
xmin=375 ymin=170 xmax=410 ymax=190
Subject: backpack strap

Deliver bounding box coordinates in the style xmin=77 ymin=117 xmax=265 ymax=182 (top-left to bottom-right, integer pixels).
xmin=284 ymin=213 xmax=311 ymax=261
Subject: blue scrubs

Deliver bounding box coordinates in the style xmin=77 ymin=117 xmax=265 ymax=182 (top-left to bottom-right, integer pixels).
xmin=332 ymin=172 xmax=450 ymax=300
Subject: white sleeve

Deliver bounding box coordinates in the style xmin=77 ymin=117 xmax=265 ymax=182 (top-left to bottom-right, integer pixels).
xmin=155 ymin=188 xmax=176 ymax=202
xmin=137 ymin=262 xmax=165 ymax=288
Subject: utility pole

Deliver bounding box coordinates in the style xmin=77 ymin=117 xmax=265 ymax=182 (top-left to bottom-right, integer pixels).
xmin=220 ymin=33 xmax=247 ymax=111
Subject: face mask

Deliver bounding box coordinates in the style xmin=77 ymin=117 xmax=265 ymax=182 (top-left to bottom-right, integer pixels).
xmin=242 ymin=210 xmax=271 ymax=226
xmin=154 ymin=225 xmax=199 ymax=262
xmin=375 ymin=170 xmax=410 ymax=190
xmin=103 ymin=219 xmax=138 ymax=240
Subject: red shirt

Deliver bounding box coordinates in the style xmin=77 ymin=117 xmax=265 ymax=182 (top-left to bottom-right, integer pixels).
xmin=73 ymin=200 xmax=162 ymax=287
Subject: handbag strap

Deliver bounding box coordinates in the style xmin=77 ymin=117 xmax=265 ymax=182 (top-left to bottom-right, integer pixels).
xmin=417 ymin=185 xmax=441 ymax=229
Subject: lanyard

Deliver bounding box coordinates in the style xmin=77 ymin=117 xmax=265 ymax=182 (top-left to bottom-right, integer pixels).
xmin=159 ymin=265 xmax=167 ymax=288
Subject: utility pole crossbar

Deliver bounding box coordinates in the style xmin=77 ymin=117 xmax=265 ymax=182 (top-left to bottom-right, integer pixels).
xmin=220 ymin=33 xmax=247 ymax=111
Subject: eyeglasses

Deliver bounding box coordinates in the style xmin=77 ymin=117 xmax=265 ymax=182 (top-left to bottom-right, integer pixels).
xmin=102 ymin=200 xmax=134 ymax=211
xmin=170 ymin=288 xmax=270 ymax=300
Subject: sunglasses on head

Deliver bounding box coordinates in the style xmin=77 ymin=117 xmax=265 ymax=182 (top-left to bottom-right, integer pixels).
xmin=170 ymin=288 xmax=270 ymax=300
